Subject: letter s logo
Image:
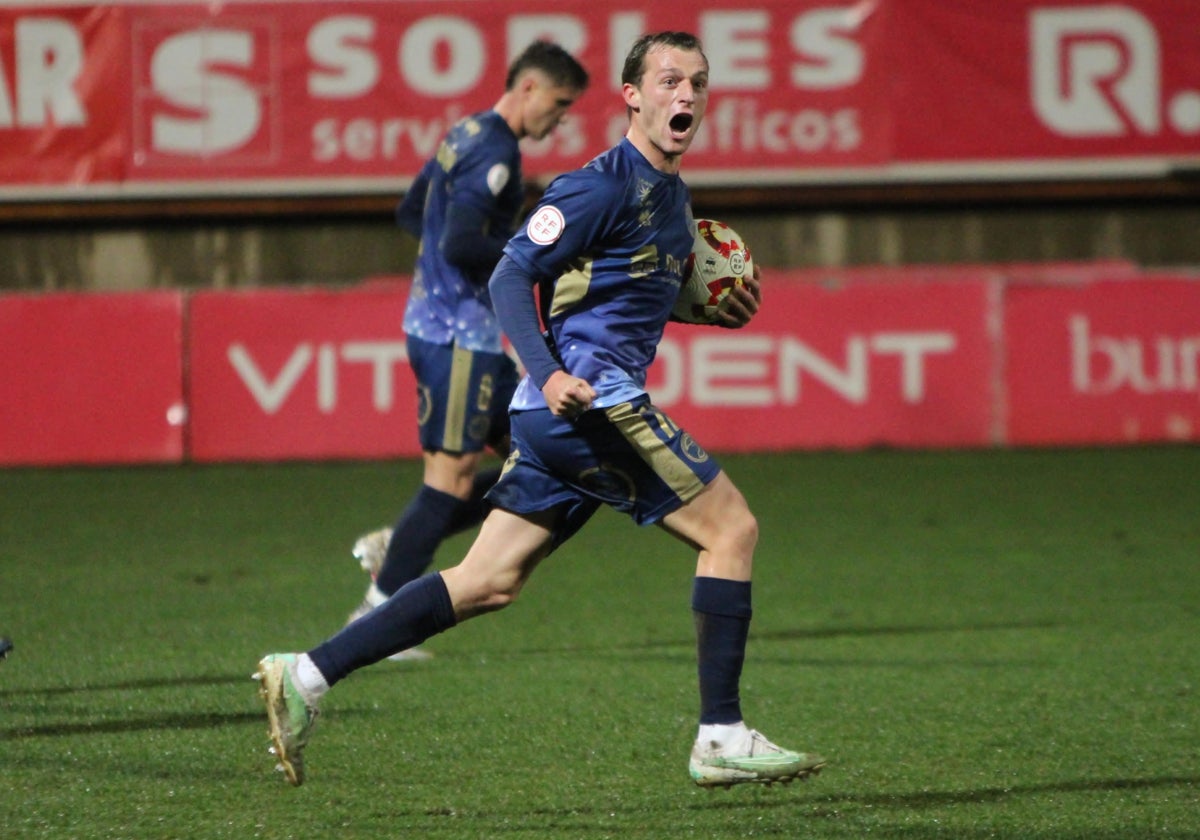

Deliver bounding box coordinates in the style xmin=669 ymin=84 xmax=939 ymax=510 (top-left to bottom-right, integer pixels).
xmin=151 ymin=29 xmax=261 ymax=155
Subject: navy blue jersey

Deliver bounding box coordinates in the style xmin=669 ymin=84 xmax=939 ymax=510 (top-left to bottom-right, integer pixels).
xmin=503 ymin=139 xmax=694 ymax=410
xmin=403 ymin=111 xmax=525 ymax=353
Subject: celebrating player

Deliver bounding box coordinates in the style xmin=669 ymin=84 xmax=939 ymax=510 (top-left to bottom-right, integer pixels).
xmin=345 ymin=41 xmax=590 ymax=657
xmin=256 ymin=30 xmax=827 ymax=790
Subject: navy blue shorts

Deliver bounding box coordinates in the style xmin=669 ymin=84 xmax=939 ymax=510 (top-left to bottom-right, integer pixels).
xmin=487 ymin=395 xmax=722 ymax=547
xmin=408 ymin=335 xmax=519 ymax=454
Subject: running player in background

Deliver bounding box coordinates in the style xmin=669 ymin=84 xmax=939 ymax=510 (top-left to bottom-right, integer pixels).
xmin=256 ymin=30 xmax=826 ymax=790
xmin=346 ymin=41 xmax=590 ymax=659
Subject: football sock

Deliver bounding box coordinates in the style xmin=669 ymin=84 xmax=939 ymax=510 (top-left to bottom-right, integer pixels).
xmin=696 ymin=721 xmax=750 ymax=750
xmin=445 ymin=466 xmax=501 ymax=536
xmin=308 ymin=572 xmax=457 ymax=687
xmin=294 ymin=653 xmax=329 ymax=702
xmin=375 ymin=484 xmax=464 ymax=596
xmin=692 ymin=576 xmax=752 ymax=725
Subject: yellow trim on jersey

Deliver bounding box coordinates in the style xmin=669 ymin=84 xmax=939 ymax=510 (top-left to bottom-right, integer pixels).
xmin=443 ymin=345 xmax=473 ymax=452
xmin=549 ymin=258 xmax=593 ymax=317
xmin=603 ymin=401 xmax=706 ymax=502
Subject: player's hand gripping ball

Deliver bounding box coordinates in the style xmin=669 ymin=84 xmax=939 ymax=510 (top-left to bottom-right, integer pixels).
xmin=672 ymin=219 xmax=754 ymax=325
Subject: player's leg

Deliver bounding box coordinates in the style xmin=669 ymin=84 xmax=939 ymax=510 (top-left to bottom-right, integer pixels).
xmin=660 ymin=478 xmax=826 ymax=787
xmin=350 ymin=340 xmax=516 ymax=625
xmin=256 ymin=506 xmax=557 ymax=786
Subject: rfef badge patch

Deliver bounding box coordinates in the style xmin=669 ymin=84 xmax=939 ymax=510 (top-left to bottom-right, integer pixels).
xmin=527 ymin=206 xmax=565 ymax=245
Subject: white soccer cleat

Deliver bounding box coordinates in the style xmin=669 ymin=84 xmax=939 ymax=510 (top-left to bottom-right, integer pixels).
xmin=351 ymin=527 xmax=393 ymax=579
xmin=689 ymin=727 xmax=826 ymax=789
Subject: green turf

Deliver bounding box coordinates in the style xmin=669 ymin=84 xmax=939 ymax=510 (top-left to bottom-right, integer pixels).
xmin=1 ymin=448 xmax=1198 ymax=839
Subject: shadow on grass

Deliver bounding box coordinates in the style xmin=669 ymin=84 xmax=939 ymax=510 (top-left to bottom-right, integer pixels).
xmin=0 ymin=673 xmax=240 ymax=698
xmin=801 ymin=775 xmax=1200 ymax=811
xmin=514 ymin=618 xmax=1065 ymax=658
xmin=0 ymin=710 xmax=263 ymax=739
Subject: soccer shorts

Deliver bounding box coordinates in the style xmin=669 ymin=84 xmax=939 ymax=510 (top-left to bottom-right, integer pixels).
xmin=487 ymin=395 xmax=722 ymax=548
xmin=407 ymin=335 xmax=519 ymax=454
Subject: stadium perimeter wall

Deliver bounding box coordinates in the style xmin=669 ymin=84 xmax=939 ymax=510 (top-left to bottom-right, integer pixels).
xmin=2 ymin=265 xmax=1198 ymax=467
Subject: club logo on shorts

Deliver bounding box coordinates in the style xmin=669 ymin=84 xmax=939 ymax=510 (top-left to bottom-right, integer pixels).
xmin=467 ymin=415 xmax=491 ymax=443
xmin=680 ymin=433 xmax=709 ymax=464
xmin=416 ymin=385 xmax=433 ymax=426
xmin=527 ymin=206 xmax=565 ymax=245
xmin=500 ymin=447 xmax=521 ymax=477
xmin=578 ymin=464 xmax=636 ymax=504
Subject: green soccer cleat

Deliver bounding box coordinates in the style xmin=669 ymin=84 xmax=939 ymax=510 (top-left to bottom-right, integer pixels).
xmin=689 ymin=728 xmax=826 ymax=789
xmin=253 ymin=653 xmax=318 ymax=786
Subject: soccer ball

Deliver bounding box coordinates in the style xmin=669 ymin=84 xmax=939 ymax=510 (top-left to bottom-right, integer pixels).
xmin=672 ymin=219 xmax=754 ymax=324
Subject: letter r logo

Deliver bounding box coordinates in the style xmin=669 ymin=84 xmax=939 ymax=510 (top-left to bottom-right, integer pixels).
xmin=1030 ymin=6 xmax=1160 ymax=137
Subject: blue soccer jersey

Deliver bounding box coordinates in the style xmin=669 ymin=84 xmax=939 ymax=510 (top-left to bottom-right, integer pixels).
xmin=502 ymin=138 xmax=694 ymax=410
xmin=403 ymin=111 xmax=525 ymax=353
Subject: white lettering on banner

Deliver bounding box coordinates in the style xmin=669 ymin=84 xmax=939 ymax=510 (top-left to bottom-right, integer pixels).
xmin=790 ymin=7 xmax=865 ymax=89
xmin=151 ymin=30 xmax=260 ymax=155
xmin=312 ymin=108 xmax=462 ymax=162
xmin=1031 ymin=6 xmax=1200 ymax=137
xmin=650 ymin=331 xmax=957 ymax=407
xmin=308 ymin=16 xmax=380 ymax=98
xmin=705 ymin=11 xmax=770 ymax=88
xmin=0 ymin=17 xmax=86 ymax=129
xmin=682 ymin=99 xmax=861 ymax=154
xmin=1069 ymin=315 xmax=1200 ymax=395
xmin=400 ymin=17 xmax=485 ymax=96
xmin=228 ymin=341 xmax=409 ymax=414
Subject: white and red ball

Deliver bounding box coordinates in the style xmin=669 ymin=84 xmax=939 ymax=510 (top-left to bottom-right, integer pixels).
xmin=672 ymin=219 xmax=754 ymax=324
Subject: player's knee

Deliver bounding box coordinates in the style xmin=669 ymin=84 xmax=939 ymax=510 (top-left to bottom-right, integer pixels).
xmin=451 ymin=572 xmax=524 ymax=618
xmin=723 ymin=506 xmax=758 ymax=555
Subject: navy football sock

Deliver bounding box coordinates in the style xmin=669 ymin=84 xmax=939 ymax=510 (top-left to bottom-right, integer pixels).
xmin=308 ymin=572 xmax=457 ymax=687
xmin=445 ymin=466 xmax=501 ymax=536
xmin=692 ymin=576 xmax=752 ymax=725
xmin=375 ymin=484 xmax=463 ymax=596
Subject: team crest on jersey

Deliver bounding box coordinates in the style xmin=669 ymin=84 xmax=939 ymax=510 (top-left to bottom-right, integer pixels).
xmin=636 ymin=179 xmax=655 ymax=228
xmin=527 ymin=205 xmax=565 ymax=245
xmin=487 ymin=163 xmax=510 ymax=196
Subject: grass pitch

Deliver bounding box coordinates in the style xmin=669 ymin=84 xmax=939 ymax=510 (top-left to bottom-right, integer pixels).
xmin=1 ymin=448 xmax=1198 ymax=839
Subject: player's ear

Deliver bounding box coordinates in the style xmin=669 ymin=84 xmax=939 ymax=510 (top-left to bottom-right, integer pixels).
xmin=622 ymin=82 xmax=640 ymax=112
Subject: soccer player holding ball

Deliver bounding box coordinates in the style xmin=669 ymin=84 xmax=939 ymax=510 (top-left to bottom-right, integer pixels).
xmin=256 ymin=31 xmax=827 ymax=790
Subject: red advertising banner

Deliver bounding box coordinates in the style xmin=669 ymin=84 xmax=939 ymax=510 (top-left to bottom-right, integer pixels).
xmin=187 ymin=284 xmax=418 ymax=462
xmin=1004 ymin=275 xmax=1200 ymax=446
xmin=0 ymin=5 xmax=127 ymax=185
xmin=0 ymin=290 xmax=183 ymax=465
xmin=4 ymin=268 xmax=1198 ymax=465
xmin=10 ymin=0 xmax=1196 ymax=195
xmin=653 ymin=274 xmax=999 ymax=450
xmin=892 ymin=0 xmax=1200 ymax=164
xmin=119 ymin=0 xmax=890 ymax=186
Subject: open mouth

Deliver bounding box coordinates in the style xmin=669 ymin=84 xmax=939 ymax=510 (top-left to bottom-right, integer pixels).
xmin=669 ymin=112 xmax=694 ymax=135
